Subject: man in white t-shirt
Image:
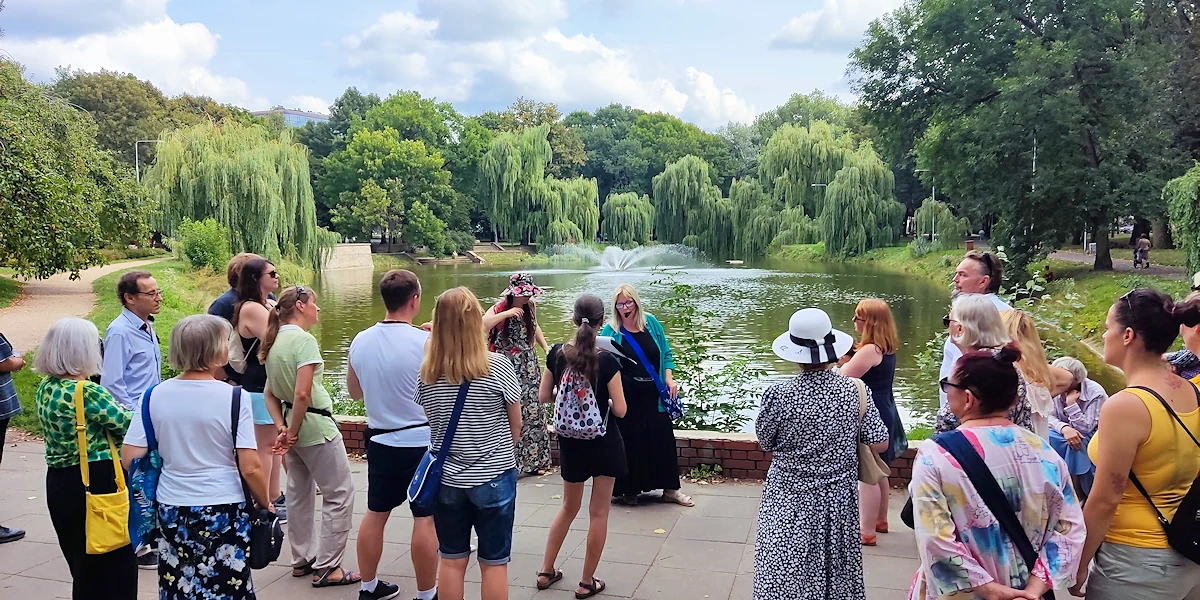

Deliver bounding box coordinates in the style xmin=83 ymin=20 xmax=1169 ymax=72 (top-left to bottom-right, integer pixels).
xmin=348 ymin=270 xmax=437 ymax=600
xmin=939 ymin=251 xmax=1012 ymax=407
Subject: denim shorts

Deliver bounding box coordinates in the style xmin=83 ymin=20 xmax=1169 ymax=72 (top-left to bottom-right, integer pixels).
xmin=249 ymin=392 xmax=274 ymax=426
xmin=433 ymin=468 xmax=517 ymax=565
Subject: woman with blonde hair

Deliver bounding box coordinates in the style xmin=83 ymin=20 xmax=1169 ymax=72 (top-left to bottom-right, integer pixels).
xmin=262 ymin=286 xmax=359 ymax=588
xmin=1001 ymin=309 xmax=1073 ymax=438
xmin=599 ymin=283 xmax=691 ymax=507
xmin=840 ymin=298 xmax=906 ymax=544
xmin=35 ymin=317 xmax=136 ymax=600
xmin=417 ymin=286 xmax=522 ymax=600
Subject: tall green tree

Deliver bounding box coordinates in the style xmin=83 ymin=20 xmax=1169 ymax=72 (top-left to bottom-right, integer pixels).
xmin=652 ymin=155 xmax=721 ymax=245
xmin=631 ymin=113 xmax=735 ymax=193
xmin=753 ymin=91 xmax=857 ymax=144
xmin=481 ymin=98 xmax=587 ymax=179
xmin=601 ymin=192 xmax=654 ymax=246
xmin=819 ymin=146 xmax=904 ymax=257
xmin=479 ymin=125 xmax=555 ymax=244
xmin=758 ymin=121 xmax=856 ymax=217
xmin=1166 ymin=163 xmax=1200 ymax=274
xmin=143 ymin=121 xmax=337 ymax=269
xmin=565 ymin=104 xmax=648 ymax=200
xmin=296 ymin=87 xmax=381 ymax=226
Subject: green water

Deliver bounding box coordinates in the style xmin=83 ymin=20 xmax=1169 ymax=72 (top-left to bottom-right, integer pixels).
xmin=307 ymin=256 xmax=1124 ymax=431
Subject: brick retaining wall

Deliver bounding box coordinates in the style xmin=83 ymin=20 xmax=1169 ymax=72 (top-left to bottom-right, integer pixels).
xmin=336 ymin=416 xmax=919 ymax=486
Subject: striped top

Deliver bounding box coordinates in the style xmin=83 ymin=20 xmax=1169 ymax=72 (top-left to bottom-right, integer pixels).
xmin=416 ymin=352 xmax=521 ymax=488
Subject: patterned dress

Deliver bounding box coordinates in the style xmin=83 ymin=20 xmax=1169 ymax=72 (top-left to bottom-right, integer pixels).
xmin=157 ymin=502 xmax=255 ymax=600
xmin=491 ymin=312 xmax=550 ymax=474
xmin=907 ymin=426 xmax=1085 ymax=599
xmin=754 ymin=369 xmax=888 ymax=600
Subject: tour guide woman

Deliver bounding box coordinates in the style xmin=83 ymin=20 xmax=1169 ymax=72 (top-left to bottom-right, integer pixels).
xmin=1073 ymin=289 xmax=1200 ymax=599
xmin=483 ymin=273 xmax=550 ymax=476
xmin=600 ymin=283 xmax=692 ymax=507
xmin=754 ymin=308 xmax=887 ymax=600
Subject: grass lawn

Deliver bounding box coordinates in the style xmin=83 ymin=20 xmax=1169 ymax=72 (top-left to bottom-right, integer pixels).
xmin=0 ymin=277 xmax=20 ymax=310
xmin=10 ymin=258 xmax=313 ymax=435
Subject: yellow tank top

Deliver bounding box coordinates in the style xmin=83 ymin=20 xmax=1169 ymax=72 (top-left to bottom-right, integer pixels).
xmin=1089 ymin=386 xmax=1200 ymax=548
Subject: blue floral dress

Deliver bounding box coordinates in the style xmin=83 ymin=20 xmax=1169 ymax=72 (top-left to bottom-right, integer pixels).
xmin=157 ymin=502 xmax=254 ymax=599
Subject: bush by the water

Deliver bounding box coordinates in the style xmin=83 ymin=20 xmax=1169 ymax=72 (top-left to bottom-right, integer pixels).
xmin=447 ymin=230 xmax=477 ymax=255
xmin=176 ymin=219 xmax=231 ymax=272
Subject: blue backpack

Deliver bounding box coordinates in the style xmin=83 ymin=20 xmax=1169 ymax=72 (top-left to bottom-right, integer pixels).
xmin=128 ymin=385 xmax=162 ymax=548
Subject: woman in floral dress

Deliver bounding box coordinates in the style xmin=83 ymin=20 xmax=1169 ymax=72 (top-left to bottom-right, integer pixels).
xmin=484 ymin=273 xmax=550 ymax=475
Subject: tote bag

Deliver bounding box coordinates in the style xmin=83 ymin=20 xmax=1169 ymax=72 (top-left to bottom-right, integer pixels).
xmin=73 ymin=381 xmax=131 ymax=555
xmin=852 ymin=378 xmax=891 ymax=485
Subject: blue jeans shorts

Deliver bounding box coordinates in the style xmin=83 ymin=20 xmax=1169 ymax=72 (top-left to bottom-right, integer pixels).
xmin=433 ymin=468 xmax=517 ymax=565
xmin=249 ymin=392 xmax=274 ymax=426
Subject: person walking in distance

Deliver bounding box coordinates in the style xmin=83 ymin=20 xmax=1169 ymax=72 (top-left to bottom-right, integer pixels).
xmin=99 ymin=270 xmax=163 ymax=570
xmin=348 ymin=270 xmax=440 ymax=600
xmin=938 ymin=252 xmax=1009 ymax=408
xmin=0 ymin=330 xmax=27 ymax=544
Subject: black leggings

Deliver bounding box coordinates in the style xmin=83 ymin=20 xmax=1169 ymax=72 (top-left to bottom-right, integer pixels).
xmin=0 ymin=418 xmax=8 ymax=465
xmin=46 ymin=461 xmax=138 ymax=600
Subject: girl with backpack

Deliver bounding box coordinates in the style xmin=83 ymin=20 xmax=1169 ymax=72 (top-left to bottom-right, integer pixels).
xmin=535 ymin=295 xmax=628 ymax=599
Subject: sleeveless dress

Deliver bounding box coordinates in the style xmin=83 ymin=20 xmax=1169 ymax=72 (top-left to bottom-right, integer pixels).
xmin=860 ymin=352 xmax=907 ymax=464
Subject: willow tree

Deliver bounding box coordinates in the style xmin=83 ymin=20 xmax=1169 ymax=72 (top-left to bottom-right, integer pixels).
xmin=820 ymin=146 xmax=903 ymax=257
xmin=1166 ymin=164 xmax=1200 ymax=274
xmin=601 ymin=192 xmax=654 ymax=246
xmin=479 ymin=124 xmax=554 ymax=243
xmin=773 ymin=206 xmax=820 ymax=247
xmin=558 ymin=177 xmax=600 ymax=243
xmin=652 ymin=155 xmax=719 ymax=244
xmin=541 ymin=177 xmax=593 ymax=246
xmin=758 ymin=121 xmax=855 ymax=216
xmin=729 ymin=178 xmax=779 ymax=258
xmin=144 ymin=121 xmax=337 ymax=269
xmin=913 ymin=198 xmax=970 ymax=249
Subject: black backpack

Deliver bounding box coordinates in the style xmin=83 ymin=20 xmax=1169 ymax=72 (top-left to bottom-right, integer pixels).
xmin=1127 ymin=385 xmax=1200 ymax=564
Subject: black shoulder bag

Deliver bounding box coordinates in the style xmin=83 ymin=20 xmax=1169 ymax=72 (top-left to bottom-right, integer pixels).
xmin=1126 ymin=385 xmax=1200 ymax=564
xmin=934 ymin=430 xmax=1055 ymax=599
xmin=231 ymin=387 xmax=285 ymax=570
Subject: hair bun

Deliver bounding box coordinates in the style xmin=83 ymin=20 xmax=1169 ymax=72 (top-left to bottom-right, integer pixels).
xmin=994 ymin=343 xmax=1022 ymax=365
xmin=1175 ymin=300 xmax=1200 ymax=328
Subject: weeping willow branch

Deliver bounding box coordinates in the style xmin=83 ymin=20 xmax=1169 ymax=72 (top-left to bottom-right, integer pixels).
xmin=602 ymin=192 xmax=654 ymax=246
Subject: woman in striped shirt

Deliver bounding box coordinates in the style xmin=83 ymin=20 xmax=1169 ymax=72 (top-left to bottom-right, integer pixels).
xmin=416 ymin=286 xmax=522 ymax=600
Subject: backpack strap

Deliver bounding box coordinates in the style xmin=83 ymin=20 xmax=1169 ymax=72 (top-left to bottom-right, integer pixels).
xmin=934 ymin=430 xmax=1054 ymax=599
xmin=230 ymin=386 xmax=255 ymax=507
xmin=141 ymin=384 xmax=159 ymax=452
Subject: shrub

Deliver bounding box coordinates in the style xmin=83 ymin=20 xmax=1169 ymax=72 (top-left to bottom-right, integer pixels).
xmin=176 ymin=218 xmax=230 ymax=272
xmin=446 ymin=230 xmax=477 ymax=255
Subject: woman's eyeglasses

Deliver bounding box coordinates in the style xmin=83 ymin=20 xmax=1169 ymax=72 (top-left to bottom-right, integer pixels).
xmin=942 ymin=314 xmax=956 ymax=328
xmin=938 ymin=377 xmax=969 ymax=393
xmin=852 ymin=315 xmax=864 ymax=323
xmin=616 ymin=301 xmax=636 ymax=310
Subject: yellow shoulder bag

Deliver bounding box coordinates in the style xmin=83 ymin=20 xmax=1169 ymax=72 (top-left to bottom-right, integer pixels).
xmin=73 ymin=380 xmax=131 ymax=554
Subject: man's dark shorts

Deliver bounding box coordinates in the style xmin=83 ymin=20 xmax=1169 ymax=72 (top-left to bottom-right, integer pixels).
xmin=366 ymin=441 xmax=433 ymax=517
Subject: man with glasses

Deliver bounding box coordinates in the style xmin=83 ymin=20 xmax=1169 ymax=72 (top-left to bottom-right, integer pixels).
xmin=100 ymin=270 xmax=163 ymax=570
xmin=938 ymin=251 xmax=1011 ymax=407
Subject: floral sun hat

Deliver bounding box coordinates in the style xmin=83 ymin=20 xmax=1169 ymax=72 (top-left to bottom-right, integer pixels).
xmin=502 ymin=273 xmax=543 ymax=298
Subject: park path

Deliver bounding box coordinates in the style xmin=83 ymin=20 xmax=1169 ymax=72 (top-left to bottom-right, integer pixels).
xmin=0 ymin=258 xmax=168 ymax=352
xmin=1048 ymin=249 xmax=1186 ymax=279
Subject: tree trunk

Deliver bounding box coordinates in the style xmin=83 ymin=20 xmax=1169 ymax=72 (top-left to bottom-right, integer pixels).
xmin=1130 ymin=217 xmax=1151 ymax=246
xmin=1151 ymin=217 xmax=1172 ymax=249
xmin=492 ymin=223 xmax=498 ymax=244
xmin=1094 ymin=209 xmax=1113 ymax=270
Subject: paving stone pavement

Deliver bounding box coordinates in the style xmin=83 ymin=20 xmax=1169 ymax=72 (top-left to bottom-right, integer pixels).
xmin=0 ymin=441 xmax=918 ymax=600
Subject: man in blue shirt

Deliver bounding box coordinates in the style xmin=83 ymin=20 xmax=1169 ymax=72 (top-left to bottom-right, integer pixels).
xmin=0 ymin=332 xmax=26 ymax=544
xmin=101 ymin=271 xmax=163 ymax=411
xmin=100 ymin=271 xmax=162 ymax=569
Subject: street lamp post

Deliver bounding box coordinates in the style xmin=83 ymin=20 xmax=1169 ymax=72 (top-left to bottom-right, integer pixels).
xmin=134 ymin=139 xmax=163 ymax=184
xmin=915 ymin=169 xmax=936 ymax=240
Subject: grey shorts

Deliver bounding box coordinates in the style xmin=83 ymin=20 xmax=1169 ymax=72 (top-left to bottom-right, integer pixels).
xmin=1087 ymin=541 xmax=1200 ymax=600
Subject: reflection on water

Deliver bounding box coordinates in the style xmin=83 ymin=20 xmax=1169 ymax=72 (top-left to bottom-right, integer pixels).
xmin=308 ymin=257 xmax=1124 ymax=432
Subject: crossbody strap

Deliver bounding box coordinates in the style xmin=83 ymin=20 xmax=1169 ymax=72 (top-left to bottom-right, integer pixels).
xmin=1124 ymin=385 xmax=1200 ymax=528
xmin=436 ymin=382 xmax=471 ymax=461
xmin=621 ymin=328 xmax=669 ymax=398
xmin=142 ymin=384 xmax=159 ymax=452
xmin=230 ymin=386 xmax=255 ymax=507
xmin=74 ymin=380 xmax=126 ymax=493
xmin=934 ymin=430 xmax=1053 ymax=599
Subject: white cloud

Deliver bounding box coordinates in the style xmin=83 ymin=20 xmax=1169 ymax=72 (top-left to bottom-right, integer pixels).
xmin=6 ymin=16 xmax=268 ymax=109
xmin=285 ymin=95 xmax=332 ymax=114
xmin=341 ymin=11 xmax=753 ymax=128
xmin=1 ymin=0 xmax=168 ymax=36
xmin=417 ymin=0 xmax=567 ymax=41
xmin=770 ymin=0 xmax=902 ymax=52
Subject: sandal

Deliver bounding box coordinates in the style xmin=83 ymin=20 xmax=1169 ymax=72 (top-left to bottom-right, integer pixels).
xmin=660 ymin=490 xmax=694 ymax=507
xmin=876 ymin=521 xmax=889 ymax=534
xmin=861 ymin=533 xmax=877 ymax=546
xmin=312 ymin=565 xmax=362 ymax=588
xmin=291 ymin=561 xmax=315 ymax=578
xmin=576 ymin=577 xmax=606 ymax=599
xmin=537 ymin=569 xmax=563 ymax=590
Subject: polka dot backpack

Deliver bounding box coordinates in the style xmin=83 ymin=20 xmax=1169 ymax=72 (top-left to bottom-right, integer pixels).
xmin=553 ymin=367 xmax=607 ymax=440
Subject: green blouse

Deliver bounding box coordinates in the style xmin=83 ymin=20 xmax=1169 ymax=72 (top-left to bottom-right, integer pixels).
xmin=36 ymin=377 xmax=132 ymax=469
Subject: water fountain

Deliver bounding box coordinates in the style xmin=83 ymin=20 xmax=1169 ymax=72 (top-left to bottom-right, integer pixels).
xmin=550 ymin=244 xmax=700 ymax=271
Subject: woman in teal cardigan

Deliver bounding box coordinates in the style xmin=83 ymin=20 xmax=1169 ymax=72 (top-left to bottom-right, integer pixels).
xmin=600 ymin=284 xmax=693 ymax=507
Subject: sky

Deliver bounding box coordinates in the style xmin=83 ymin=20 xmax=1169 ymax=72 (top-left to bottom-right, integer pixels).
xmin=0 ymin=0 xmax=903 ymax=129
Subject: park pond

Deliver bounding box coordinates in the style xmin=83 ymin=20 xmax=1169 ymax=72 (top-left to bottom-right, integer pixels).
xmin=306 ymin=247 xmax=1124 ymax=433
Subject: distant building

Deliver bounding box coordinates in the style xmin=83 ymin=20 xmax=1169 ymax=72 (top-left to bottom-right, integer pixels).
xmin=250 ymin=106 xmax=329 ymax=128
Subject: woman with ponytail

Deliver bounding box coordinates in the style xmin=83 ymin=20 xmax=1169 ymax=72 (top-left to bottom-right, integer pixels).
xmin=535 ymin=295 xmax=628 ymax=598
xmin=261 ymin=286 xmax=360 ymax=588
xmin=909 ymin=345 xmax=1083 ymax=599
xmin=1072 ymin=289 xmax=1200 ymax=599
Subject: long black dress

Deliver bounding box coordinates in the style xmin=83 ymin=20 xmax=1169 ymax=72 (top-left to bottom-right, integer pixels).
xmin=613 ymin=330 xmax=681 ymax=496
xmin=858 ymin=352 xmax=907 ymax=464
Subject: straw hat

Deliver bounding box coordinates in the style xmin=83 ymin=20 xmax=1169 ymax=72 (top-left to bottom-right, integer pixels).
xmin=772 ymin=308 xmax=855 ymax=365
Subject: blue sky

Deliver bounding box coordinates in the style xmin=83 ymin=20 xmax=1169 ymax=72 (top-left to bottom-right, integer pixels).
xmin=1 ymin=0 xmax=901 ymax=128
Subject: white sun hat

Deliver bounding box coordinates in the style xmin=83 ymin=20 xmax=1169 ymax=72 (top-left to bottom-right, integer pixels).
xmin=772 ymin=308 xmax=856 ymax=365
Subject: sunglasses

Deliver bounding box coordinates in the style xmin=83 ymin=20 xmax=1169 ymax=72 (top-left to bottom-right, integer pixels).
xmin=266 ymin=270 xmax=278 ymax=279
xmin=938 ymin=377 xmax=969 ymax=393
xmin=942 ymin=314 xmax=957 ymax=328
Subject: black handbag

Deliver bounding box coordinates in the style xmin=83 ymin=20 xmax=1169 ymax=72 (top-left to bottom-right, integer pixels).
xmin=1126 ymin=385 xmax=1200 ymax=565
xmin=230 ymin=387 xmax=285 ymax=570
xmin=934 ymin=430 xmax=1054 ymax=599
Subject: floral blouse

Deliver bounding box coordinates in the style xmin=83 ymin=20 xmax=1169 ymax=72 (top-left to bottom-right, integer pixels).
xmin=908 ymin=426 xmax=1085 ymax=599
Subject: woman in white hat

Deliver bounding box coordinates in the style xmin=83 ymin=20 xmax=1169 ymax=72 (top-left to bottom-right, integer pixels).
xmin=753 ymin=308 xmax=889 ymax=600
